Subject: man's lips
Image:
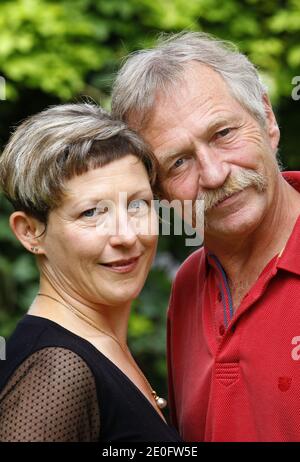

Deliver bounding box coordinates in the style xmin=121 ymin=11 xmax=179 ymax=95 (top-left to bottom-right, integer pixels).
xmin=214 ymin=190 xmax=244 ymax=208
xmin=99 ymin=256 xmax=141 ymax=273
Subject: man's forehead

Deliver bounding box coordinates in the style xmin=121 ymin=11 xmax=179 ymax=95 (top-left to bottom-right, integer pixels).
xmin=142 ymin=66 xmax=231 ymax=126
xmin=140 ymin=108 xmax=240 ymax=157
xmin=128 ymin=62 xmax=227 ymax=128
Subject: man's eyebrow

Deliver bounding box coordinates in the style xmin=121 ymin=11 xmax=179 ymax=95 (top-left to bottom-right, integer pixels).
xmin=158 ymin=116 xmax=239 ymax=169
xmin=206 ymin=117 xmax=236 ymax=133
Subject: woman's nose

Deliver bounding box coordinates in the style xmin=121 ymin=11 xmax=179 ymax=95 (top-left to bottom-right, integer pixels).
xmin=109 ymin=216 xmax=138 ymax=247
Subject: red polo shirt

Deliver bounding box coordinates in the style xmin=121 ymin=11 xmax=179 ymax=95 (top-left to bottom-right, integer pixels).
xmin=167 ymin=171 xmax=300 ymax=442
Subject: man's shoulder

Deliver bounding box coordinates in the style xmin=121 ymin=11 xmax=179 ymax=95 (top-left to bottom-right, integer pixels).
xmin=172 ymin=247 xmax=206 ymax=288
xmin=168 ymin=248 xmax=206 ymax=318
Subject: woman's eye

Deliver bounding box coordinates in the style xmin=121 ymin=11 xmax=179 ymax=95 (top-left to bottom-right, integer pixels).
xmin=81 ymin=205 xmax=109 ymax=218
xmin=82 ymin=208 xmax=97 ymax=218
xmin=128 ymin=199 xmax=149 ymax=215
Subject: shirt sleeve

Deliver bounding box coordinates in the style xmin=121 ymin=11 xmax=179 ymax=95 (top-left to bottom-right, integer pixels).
xmin=0 ymin=347 xmax=100 ymax=442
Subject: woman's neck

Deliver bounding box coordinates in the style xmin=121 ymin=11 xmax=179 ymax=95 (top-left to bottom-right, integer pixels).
xmin=28 ymin=277 xmax=131 ymax=347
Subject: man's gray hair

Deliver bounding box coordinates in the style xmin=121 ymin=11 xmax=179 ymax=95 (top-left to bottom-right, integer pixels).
xmin=111 ymin=31 xmax=268 ymax=127
xmin=0 ymin=103 xmax=157 ymax=223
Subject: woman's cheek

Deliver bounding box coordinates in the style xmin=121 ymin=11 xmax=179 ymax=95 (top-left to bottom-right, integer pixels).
xmin=67 ymin=228 xmax=107 ymax=257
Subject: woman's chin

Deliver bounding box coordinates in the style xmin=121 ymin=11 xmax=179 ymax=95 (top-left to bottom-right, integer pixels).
xmin=97 ymin=286 xmax=143 ymax=307
xmin=93 ymin=264 xmax=150 ymax=305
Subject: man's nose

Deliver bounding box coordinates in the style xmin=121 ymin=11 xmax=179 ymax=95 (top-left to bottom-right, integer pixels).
xmin=196 ymin=145 xmax=231 ymax=190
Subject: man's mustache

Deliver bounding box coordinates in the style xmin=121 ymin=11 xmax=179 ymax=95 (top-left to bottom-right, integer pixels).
xmin=198 ymin=169 xmax=268 ymax=212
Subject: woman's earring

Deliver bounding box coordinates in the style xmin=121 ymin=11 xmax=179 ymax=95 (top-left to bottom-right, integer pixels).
xmin=31 ymin=247 xmax=38 ymax=253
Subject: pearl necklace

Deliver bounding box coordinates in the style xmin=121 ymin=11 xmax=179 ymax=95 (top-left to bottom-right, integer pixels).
xmin=36 ymin=293 xmax=167 ymax=410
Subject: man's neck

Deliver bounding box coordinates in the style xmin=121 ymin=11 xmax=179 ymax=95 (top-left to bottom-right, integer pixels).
xmin=204 ymin=176 xmax=300 ymax=311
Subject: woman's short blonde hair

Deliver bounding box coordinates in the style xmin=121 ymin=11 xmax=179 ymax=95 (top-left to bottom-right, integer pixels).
xmin=0 ymin=103 xmax=157 ymax=223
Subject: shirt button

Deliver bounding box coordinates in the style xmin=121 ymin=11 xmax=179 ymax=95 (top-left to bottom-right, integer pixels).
xmin=217 ymin=291 xmax=222 ymax=302
xmin=219 ymin=324 xmax=225 ymax=336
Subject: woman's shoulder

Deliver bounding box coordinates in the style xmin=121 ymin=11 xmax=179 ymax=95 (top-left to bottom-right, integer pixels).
xmin=0 ymin=316 xmax=102 ymax=441
xmin=6 ymin=314 xmax=103 ymax=364
xmin=0 ymin=345 xmax=98 ymax=398
xmin=0 ymin=315 xmax=107 ymax=393
xmin=0 ymin=315 xmax=182 ymax=442
xmin=0 ymin=345 xmax=100 ymax=442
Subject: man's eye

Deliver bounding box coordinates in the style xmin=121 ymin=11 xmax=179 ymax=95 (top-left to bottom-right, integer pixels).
xmin=216 ymin=128 xmax=231 ymax=138
xmin=173 ymin=158 xmax=185 ymax=169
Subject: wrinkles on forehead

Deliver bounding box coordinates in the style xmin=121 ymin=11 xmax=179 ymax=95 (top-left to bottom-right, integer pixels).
xmin=137 ymin=64 xmax=232 ymax=133
xmin=131 ymin=62 xmax=225 ymax=122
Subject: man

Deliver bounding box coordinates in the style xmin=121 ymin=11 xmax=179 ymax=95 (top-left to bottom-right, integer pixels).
xmin=111 ymin=32 xmax=300 ymax=442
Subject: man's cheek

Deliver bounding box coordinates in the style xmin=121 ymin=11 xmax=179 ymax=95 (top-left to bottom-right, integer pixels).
xmin=169 ymin=175 xmax=199 ymax=202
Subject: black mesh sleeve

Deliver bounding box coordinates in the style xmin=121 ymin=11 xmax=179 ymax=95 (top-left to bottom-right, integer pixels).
xmin=0 ymin=347 xmax=100 ymax=442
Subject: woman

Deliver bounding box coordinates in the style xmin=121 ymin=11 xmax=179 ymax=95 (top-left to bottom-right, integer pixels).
xmin=0 ymin=103 xmax=181 ymax=442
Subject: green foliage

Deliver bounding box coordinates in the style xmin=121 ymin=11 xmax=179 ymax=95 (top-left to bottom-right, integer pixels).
xmin=0 ymin=0 xmax=299 ymax=393
xmin=128 ymin=268 xmax=173 ymax=394
xmin=0 ymin=0 xmax=300 ymax=103
xmin=0 ymin=0 xmax=110 ymax=99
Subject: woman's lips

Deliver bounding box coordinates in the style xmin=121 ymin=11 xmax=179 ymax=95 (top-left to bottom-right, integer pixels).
xmin=99 ymin=256 xmax=141 ymax=273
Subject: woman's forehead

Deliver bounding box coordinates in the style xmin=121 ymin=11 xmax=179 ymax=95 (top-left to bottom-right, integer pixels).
xmin=62 ymin=157 xmax=152 ymax=202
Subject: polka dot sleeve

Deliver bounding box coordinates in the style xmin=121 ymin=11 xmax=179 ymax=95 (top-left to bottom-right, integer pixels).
xmin=0 ymin=347 xmax=100 ymax=442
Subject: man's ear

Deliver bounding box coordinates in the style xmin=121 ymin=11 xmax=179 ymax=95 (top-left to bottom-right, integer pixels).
xmin=262 ymin=94 xmax=280 ymax=151
xmin=9 ymin=211 xmax=46 ymax=255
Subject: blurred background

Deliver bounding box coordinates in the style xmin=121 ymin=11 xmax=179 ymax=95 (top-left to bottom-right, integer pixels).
xmin=0 ymin=0 xmax=300 ymax=400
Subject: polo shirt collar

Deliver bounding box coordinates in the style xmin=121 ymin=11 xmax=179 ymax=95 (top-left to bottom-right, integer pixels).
xmin=276 ymin=172 xmax=300 ymax=276
xmin=276 ymin=214 xmax=300 ymax=276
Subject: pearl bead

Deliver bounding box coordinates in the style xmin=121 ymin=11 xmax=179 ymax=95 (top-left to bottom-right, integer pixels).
xmin=156 ymin=397 xmax=168 ymax=409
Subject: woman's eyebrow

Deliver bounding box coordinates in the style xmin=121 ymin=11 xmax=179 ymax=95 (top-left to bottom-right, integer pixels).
xmin=63 ymin=195 xmax=105 ymax=209
xmin=128 ymin=189 xmax=153 ymax=199
xmin=65 ymin=188 xmax=153 ymax=207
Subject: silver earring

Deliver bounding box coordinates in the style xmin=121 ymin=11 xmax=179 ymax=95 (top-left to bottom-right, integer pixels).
xmin=31 ymin=247 xmax=38 ymax=253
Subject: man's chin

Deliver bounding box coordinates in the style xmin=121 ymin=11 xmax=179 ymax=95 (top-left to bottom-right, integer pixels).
xmin=204 ymin=205 xmax=263 ymax=238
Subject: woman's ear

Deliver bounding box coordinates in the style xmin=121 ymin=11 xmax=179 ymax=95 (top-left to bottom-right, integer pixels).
xmin=9 ymin=211 xmax=46 ymax=255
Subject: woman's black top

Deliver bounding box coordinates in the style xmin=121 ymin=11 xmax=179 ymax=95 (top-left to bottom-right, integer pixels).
xmin=0 ymin=315 xmax=181 ymax=442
